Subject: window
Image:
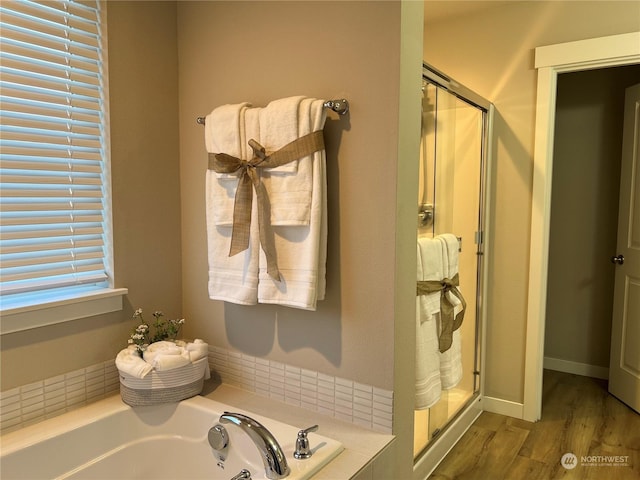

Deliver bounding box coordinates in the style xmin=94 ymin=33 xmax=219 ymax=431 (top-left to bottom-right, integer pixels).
xmin=0 ymin=0 xmax=124 ymax=327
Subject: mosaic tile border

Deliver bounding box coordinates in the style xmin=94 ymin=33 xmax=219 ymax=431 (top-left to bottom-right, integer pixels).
xmin=1 ymin=348 xmax=394 ymax=435
xmin=0 ymin=360 xmax=120 ymax=435
xmin=208 ymin=346 xmax=394 ymax=434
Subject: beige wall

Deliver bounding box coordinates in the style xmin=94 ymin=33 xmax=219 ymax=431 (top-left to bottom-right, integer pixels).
xmin=177 ymin=1 xmax=406 ymax=391
xmin=0 ymin=5 xmax=422 ymax=474
xmin=424 ymin=0 xmax=640 ymax=402
xmin=0 ymin=2 xmax=422 ymax=472
xmin=0 ymin=1 xmax=182 ymax=391
xmin=545 ymin=66 xmax=640 ymax=368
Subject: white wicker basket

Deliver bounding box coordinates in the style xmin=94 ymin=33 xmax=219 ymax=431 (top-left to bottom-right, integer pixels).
xmin=118 ymin=357 xmax=208 ymax=406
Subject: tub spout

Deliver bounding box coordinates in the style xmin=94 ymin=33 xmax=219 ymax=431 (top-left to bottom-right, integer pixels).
xmin=219 ymin=412 xmax=290 ymax=479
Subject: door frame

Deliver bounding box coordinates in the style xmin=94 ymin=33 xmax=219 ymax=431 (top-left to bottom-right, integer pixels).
xmin=523 ymin=32 xmax=640 ymax=422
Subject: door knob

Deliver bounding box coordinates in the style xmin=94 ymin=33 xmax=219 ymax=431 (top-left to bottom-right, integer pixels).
xmin=611 ymin=254 xmax=625 ymax=265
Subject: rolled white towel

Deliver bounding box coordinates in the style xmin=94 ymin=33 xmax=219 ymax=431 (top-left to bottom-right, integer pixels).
xmin=145 ymin=340 xmax=181 ymax=352
xmin=186 ymin=339 xmax=209 ymax=362
xmin=143 ymin=341 xmax=183 ymax=364
xmin=143 ymin=340 xmax=202 ymax=371
xmin=116 ymin=348 xmax=153 ymax=379
xmin=151 ymin=352 xmax=191 ymax=371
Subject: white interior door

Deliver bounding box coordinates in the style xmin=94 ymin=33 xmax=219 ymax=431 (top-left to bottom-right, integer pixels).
xmin=609 ymin=83 xmax=640 ymax=414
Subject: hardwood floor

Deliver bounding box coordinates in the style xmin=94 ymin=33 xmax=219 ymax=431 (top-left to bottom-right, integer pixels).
xmin=428 ymin=369 xmax=640 ymax=480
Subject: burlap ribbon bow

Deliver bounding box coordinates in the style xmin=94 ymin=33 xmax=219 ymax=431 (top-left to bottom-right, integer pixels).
xmin=208 ymin=130 xmax=324 ymax=281
xmin=416 ymin=273 xmax=467 ymax=353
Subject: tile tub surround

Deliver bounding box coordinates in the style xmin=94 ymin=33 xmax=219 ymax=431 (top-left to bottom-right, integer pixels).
xmin=0 ymin=361 xmax=120 ymax=434
xmin=208 ymin=346 xmax=394 ymax=434
xmin=1 ymin=346 xmax=393 ymax=436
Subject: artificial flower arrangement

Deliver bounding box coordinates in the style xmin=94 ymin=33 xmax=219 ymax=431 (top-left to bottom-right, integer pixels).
xmin=128 ymin=308 xmax=185 ymax=357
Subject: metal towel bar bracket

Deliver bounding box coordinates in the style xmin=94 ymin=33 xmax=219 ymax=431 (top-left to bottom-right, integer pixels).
xmin=322 ymin=99 xmax=349 ymax=115
xmin=196 ymin=98 xmax=349 ymax=125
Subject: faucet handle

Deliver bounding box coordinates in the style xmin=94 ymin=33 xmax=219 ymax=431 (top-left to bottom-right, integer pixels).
xmin=300 ymin=425 xmax=319 ymax=435
xmin=294 ymin=425 xmax=319 ymax=459
xmin=230 ymin=470 xmax=252 ymax=480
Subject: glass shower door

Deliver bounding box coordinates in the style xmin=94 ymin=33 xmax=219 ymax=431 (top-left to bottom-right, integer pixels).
xmin=414 ymin=66 xmax=489 ymax=459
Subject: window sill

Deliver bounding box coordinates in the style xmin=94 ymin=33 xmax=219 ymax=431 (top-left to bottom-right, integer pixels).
xmin=0 ymin=288 xmax=129 ymax=335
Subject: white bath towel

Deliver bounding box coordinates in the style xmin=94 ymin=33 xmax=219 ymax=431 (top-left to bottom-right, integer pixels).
xmin=436 ymin=234 xmax=463 ymax=390
xmin=149 ymin=353 xmax=191 ymax=371
xmin=438 ymin=234 xmax=459 ymax=280
xmin=259 ymin=96 xmax=314 ymax=224
xmin=258 ymin=96 xmax=302 ymax=176
xmin=257 ymin=97 xmax=328 ymax=310
xmin=142 ymin=341 xmax=182 ymax=363
xmin=205 ymin=102 xmax=260 ymax=305
xmin=415 ymin=237 xmax=444 ymax=409
xmin=205 ymin=102 xmax=250 ymax=225
xmin=186 ymin=339 xmax=209 ymax=362
xmin=439 ymin=329 xmax=462 ymax=389
xmin=417 ymin=236 xmax=444 ymax=318
xmin=115 ymin=347 xmax=153 ymax=379
xmin=143 ymin=341 xmax=191 ymax=371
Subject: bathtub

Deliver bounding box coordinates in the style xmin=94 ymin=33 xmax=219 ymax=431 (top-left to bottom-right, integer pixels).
xmin=0 ymin=395 xmax=343 ymax=480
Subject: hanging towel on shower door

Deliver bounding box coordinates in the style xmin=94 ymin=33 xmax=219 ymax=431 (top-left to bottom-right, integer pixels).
xmin=415 ymin=237 xmax=444 ymax=410
xmin=256 ymin=96 xmax=328 ymax=310
xmin=437 ymin=234 xmax=463 ymax=390
xmin=204 ymin=102 xmax=260 ymax=305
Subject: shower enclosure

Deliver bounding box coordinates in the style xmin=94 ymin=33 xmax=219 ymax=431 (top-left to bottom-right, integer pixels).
xmin=413 ymin=63 xmax=492 ymax=472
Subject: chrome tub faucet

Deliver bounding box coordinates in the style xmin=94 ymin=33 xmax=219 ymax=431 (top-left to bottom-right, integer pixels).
xmin=219 ymin=412 xmax=290 ymax=479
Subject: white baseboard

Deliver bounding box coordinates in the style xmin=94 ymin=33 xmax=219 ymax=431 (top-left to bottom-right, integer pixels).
xmin=543 ymin=356 xmax=609 ymax=380
xmin=483 ymin=396 xmax=524 ymax=419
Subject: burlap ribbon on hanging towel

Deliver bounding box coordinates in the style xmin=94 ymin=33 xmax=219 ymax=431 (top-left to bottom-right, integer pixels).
xmin=208 ymin=130 xmax=325 ymax=281
xmin=416 ymin=274 xmax=467 ymax=353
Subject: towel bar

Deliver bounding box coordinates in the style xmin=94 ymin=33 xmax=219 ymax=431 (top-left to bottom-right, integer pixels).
xmin=322 ymin=99 xmax=349 ymax=115
xmin=196 ymin=98 xmax=349 ymax=125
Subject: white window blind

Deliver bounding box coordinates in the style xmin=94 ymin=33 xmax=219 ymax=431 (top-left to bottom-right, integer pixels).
xmin=0 ymin=0 xmax=111 ymax=308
